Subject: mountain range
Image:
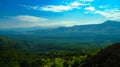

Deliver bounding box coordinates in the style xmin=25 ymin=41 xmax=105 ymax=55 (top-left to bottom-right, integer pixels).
xmin=25 ymin=20 xmax=120 ymax=41
xmin=37 ymin=20 xmax=120 ymax=34
xmin=0 ymin=20 xmax=120 ymax=41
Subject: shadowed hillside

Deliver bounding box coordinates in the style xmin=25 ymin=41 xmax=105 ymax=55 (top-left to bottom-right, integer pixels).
xmin=82 ymin=43 xmax=120 ymax=67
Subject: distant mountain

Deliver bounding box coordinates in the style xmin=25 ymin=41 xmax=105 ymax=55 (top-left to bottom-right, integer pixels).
xmin=26 ymin=20 xmax=120 ymax=40
xmin=28 ymin=20 xmax=118 ymax=34
xmin=40 ymin=20 xmax=120 ymax=33
xmin=0 ymin=20 xmax=120 ymax=41
xmin=0 ymin=26 xmax=54 ymax=32
xmin=82 ymin=43 xmax=120 ymax=67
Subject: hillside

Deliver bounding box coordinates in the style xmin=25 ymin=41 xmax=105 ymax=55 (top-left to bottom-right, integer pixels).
xmin=0 ymin=35 xmax=100 ymax=67
xmin=0 ymin=35 xmax=15 ymax=50
xmin=82 ymin=43 xmax=120 ymax=67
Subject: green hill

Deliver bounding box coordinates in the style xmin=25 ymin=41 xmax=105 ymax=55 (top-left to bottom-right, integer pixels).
xmin=82 ymin=43 xmax=120 ymax=67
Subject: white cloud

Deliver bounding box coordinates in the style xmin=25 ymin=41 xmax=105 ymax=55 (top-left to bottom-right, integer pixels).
xmin=99 ymin=5 xmax=109 ymax=8
xmin=22 ymin=1 xmax=90 ymax=12
xmin=94 ymin=9 xmax=120 ymax=20
xmin=84 ymin=6 xmax=120 ymax=21
xmin=85 ymin=6 xmax=95 ymax=11
xmin=41 ymin=5 xmax=73 ymax=12
xmin=36 ymin=1 xmax=90 ymax=12
xmin=71 ymin=2 xmax=80 ymax=7
xmin=41 ymin=2 xmax=81 ymax=12
xmin=41 ymin=1 xmax=89 ymax=12
xmin=0 ymin=15 xmax=48 ymax=28
xmin=12 ymin=15 xmax=47 ymax=22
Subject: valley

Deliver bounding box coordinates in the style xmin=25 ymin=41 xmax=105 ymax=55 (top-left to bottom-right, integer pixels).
xmin=0 ymin=20 xmax=120 ymax=67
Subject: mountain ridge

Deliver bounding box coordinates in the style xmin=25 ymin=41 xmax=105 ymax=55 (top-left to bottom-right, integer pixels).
xmin=35 ymin=20 xmax=120 ymax=34
xmin=1 ymin=20 xmax=120 ymax=41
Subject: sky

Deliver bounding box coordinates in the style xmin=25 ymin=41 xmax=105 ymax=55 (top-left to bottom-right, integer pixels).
xmin=0 ymin=0 xmax=120 ymax=29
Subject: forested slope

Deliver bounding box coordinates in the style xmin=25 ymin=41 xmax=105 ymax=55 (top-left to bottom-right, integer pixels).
xmin=82 ymin=43 xmax=120 ymax=67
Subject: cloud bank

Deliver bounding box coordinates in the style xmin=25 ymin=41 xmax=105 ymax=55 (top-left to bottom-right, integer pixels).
xmin=12 ymin=15 xmax=47 ymax=22
xmin=22 ymin=1 xmax=91 ymax=12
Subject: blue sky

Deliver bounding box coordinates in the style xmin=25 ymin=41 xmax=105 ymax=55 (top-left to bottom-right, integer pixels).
xmin=0 ymin=0 xmax=120 ymax=28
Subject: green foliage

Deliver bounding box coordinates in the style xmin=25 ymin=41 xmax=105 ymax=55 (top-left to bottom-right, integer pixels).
xmin=0 ymin=35 xmax=112 ymax=67
xmin=82 ymin=43 xmax=120 ymax=67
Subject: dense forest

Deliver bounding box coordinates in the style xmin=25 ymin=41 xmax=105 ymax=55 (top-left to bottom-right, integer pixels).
xmin=0 ymin=35 xmax=110 ymax=67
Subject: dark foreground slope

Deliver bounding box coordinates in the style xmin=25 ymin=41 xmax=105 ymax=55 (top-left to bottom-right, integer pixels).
xmin=82 ymin=43 xmax=120 ymax=67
